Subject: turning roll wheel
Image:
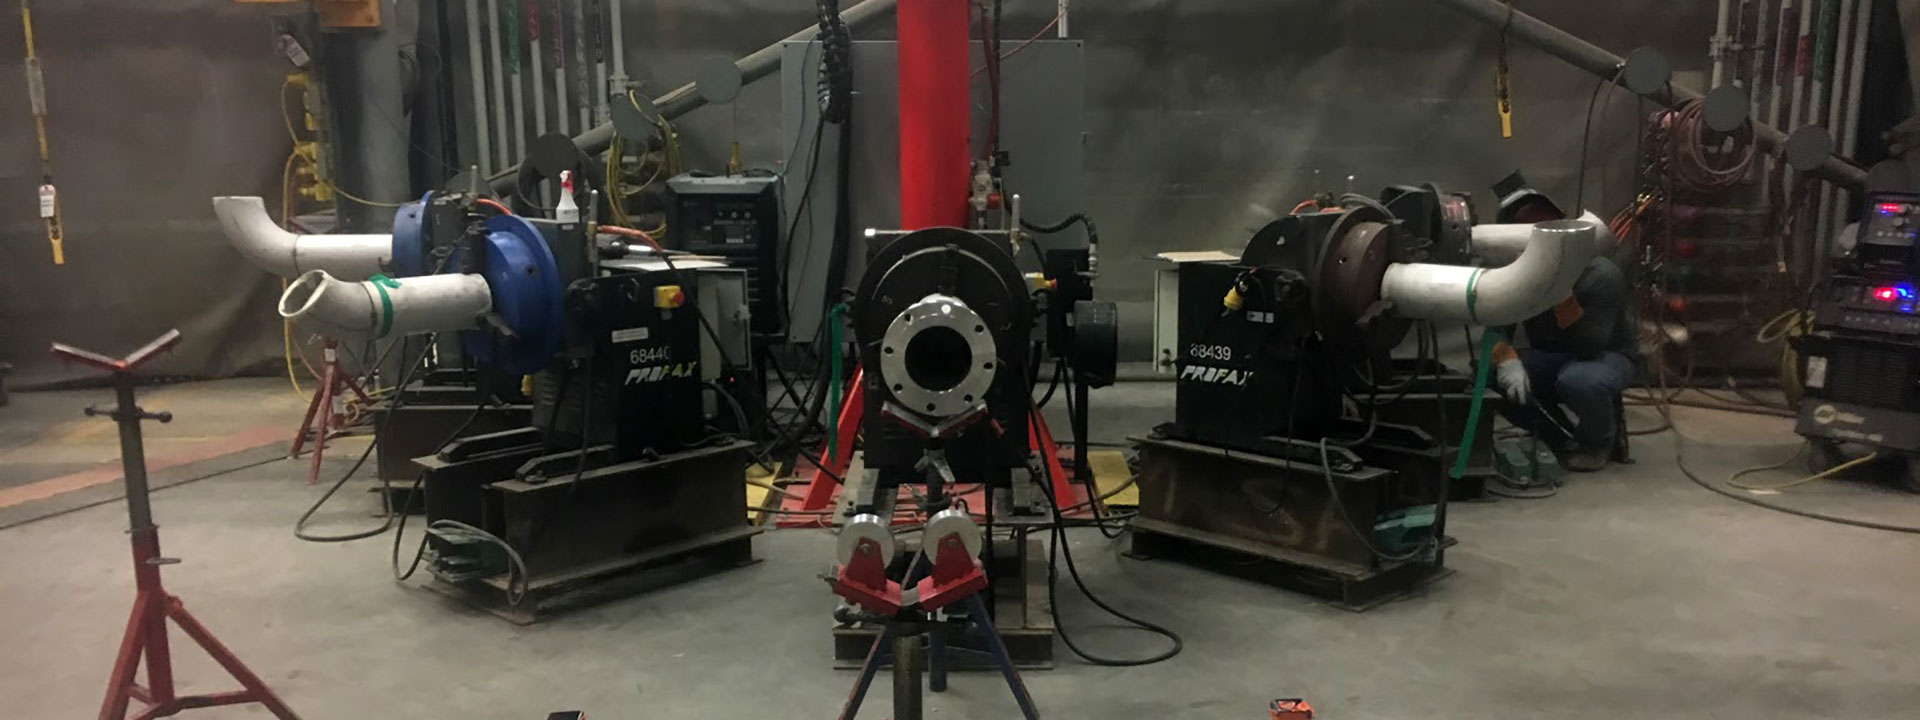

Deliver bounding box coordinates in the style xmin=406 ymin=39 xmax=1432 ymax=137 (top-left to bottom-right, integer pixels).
xmin=836 ymin=514 xmax=897 ymax=566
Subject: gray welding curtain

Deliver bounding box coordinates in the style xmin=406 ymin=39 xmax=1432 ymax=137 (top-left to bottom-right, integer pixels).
xmin=0 ymin=1 xmax=1737 ymax=385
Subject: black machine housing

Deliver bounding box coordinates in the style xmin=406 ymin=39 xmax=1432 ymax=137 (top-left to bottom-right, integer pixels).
xmin=665 ymin=174 xmax=784 ymax=337
xmin=414 ymin=216 xmax=755 ymax=613
xmin=1135 ymin=183 xmax=1488 ymax=607
xmin=533 ymin=267 xmax=705 ymax=462
xmin=1170 ymin=199 xmax=1437 ymax=449
xmin=1795 ymin=192 xmax=1920 ymax=471
xmin=852 ymin=227 xmax=1034 ymax=485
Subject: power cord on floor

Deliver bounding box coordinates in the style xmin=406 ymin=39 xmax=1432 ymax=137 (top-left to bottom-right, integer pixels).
xmin=293 ymin=336 xmax=462 ymax=543
xmin=1651 ymin=363 xmax=1920 ymax=533
xmin=1676 ymin=436 xmax=1920 ymax=534
xmin=1030 ymin=409 xmax=1182 ymax=667
xmin=1722 ymin=443 xmax=1880 ymax=491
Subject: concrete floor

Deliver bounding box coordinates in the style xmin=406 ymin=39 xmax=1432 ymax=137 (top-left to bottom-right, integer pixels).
xmin=6 ymin=380 xmax=1920 ymax=719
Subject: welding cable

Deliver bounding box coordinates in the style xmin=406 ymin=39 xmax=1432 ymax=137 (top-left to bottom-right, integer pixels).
xmin=1661 ymin=97 xmax=1756 ymax=194
xmin=522 ymin=352 xmax=601 ymax=557
xmin=474 ymin=197 xmax=515 ymax=215
xmin=1675 ymin=437 xmax=1920 ymax=533
xmin=1572 ymin=70 xmax=1622 ymax=216
xmin=969 ymin=8 xmax=1063 ymax=79
xmin=1032 ymin=440 xmax=1183 ymax=667
xmin=1640 ymin=348 xmax=1920 ymax=533
xmin=1059 ymin=373 xmax=1129 ymax=539
xmin=295 ymin=335 xmax=473 ymax=543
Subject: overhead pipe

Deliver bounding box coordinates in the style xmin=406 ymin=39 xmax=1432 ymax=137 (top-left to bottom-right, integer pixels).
xmin=465 ymin=0 xmax=494 ymax=174
xmin=1816 ymin=0 xmax=1859 ymax=246
xmin=608 ymin=0 xmax=626 ymax=94
xmin=1381 ymin=220 xmax=1600 ymax=326
xmin=1710 ymin=0 xmax=1734 ymax=87
xmin=212 ymin=196 xmax=390 ymax=279
xmin=279 ymin=270 xmax=493 ymax=339
xmin=486 ymin=0 xmax=901 ymax=194
xmin=593 ymin=0 xmax=609 ymax=124
xmin=487 ymin=0 xmax=512 ymax=171
xmin=1762 ymin=0 xmax=1797 ymax=204
xmin=1746 ymin=0 xmax=1773 ymax=129
xmin=529 ymin=0 xmax=548 ymax=141
xmin=552 ymin=0 xmax=571 ymax=136
xmin=1468 ymin=210 xmax=1617 ymax=265
xmin=1837 ymin=0 xmax=1871 ymax=171
xmin=1426 ymin=0 xmax=1866 ymax=190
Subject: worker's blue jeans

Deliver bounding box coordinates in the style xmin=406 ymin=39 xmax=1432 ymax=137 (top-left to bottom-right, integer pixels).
xmin=1498 ymin=349 xmax=1635 ymax=451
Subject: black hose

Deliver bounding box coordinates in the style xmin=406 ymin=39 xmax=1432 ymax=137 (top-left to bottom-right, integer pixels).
xmin=1031 ymin=424 xmax=1183 ymax=667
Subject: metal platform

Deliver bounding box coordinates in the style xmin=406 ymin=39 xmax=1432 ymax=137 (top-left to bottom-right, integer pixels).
xmin=417 ymin=439 xmax=761 ymax=623
xmin=1127 ymin=434 xmax=1450 ymax=610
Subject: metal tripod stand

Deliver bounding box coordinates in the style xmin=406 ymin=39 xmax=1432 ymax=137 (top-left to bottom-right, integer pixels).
xmin=52 ymin=330 xmax=301 ymax=720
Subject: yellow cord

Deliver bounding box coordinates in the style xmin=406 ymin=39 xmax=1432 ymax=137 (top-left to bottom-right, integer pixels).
xmin=1756 ymin=309 xmax=1813 ymax=405
xmin=605 ymin=135 xmax=633 ymax=227
xmin=281 ymin=73 xmax=406 ymax=209
xmin=323 ymin=179 xmax=408 ymax=208
xmin=280 ymin=75 xmax=301 ymax=145
xmin=605 ymin=97 xmax=678 ymax=234
xmin=1725 ymin=442 xmax=1880 ymax=491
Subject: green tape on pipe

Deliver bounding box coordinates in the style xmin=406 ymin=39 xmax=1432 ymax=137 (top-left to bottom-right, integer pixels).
xmin=1451 ymin=328 xmax=1502 ymax=479
xmin=369 ymin=274 xmax=401 ymax=338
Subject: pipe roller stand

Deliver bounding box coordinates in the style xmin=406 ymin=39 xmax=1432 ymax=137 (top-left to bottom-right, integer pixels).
xmin=827 ymin=444 xmax=1039 ymax=720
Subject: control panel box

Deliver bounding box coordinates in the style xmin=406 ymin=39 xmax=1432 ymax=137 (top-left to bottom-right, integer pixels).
xmin=665 ymin=174 xmax=783 ymax=336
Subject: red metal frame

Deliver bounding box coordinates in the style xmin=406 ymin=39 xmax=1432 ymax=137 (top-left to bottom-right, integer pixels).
xmin=99 ymin=529 xmax=301 ymax=720
xmin=775 ymin=372 xmax=1093 ymax=528
xmin=287 ymin=338 xmax=374 ymax=484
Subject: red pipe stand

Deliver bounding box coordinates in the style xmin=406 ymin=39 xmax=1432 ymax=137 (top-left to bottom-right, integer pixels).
xmin=51 ymin=331 xmax=301 ymax=720
xmin=287 ymin=337 xmax=374 ymax=484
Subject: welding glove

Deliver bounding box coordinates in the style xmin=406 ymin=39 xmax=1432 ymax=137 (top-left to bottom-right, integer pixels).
xmin=1495 ymin=358 xmax=1531 ymax=406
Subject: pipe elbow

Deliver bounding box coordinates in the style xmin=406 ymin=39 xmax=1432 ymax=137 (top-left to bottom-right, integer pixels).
xmin=1382 ymin=219 xmax=1600 ymax=326
xmin=213 ymin=196 xmax=393 ymax=279
xmin=279 ymin=270 xmax=493 ymax=339
xmin=1469 ymin=210 xmax=1614 ymax=265
xmin=214 ymin=196 xmax=301 ymax=276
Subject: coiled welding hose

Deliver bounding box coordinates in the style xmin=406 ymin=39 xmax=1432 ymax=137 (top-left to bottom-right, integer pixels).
xmin=1660 ymin=96 xmax=1755 ymax=194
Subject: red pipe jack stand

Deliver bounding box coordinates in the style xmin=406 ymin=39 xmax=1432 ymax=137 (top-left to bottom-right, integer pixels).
xmin=287 ymin=336 xmax=374 ymax=484
xmin=829 ymin=502 xmax=1039 ymax=719
xmin=51 ymin=330 xmax=302 ymax=720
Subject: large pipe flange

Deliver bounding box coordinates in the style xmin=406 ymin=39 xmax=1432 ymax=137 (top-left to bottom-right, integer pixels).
xmin=878 ymin=294 xmax=999 ymax=418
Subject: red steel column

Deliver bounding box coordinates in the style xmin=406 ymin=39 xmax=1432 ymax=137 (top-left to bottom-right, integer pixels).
xmin=896 ymin=0 xmax=972 ymax=229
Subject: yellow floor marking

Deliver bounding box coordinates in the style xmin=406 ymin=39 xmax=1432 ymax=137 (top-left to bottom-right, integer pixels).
xmin=745 ymin=463 xmax=778 ymax=522
xmin=1088 ymin=450 xmax=1137 ymax=507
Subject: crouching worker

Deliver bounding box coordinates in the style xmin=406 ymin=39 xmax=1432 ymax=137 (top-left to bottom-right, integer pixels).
xmin=1490 ymin=255 xmax=1637 ymax=472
